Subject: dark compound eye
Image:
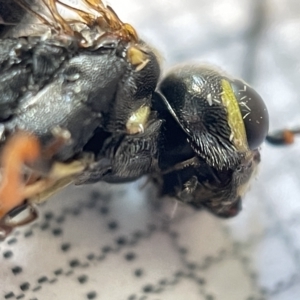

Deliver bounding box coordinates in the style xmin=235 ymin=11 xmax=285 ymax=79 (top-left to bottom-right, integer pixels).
xmin=230 ymin=79 xmax=269 ymax=150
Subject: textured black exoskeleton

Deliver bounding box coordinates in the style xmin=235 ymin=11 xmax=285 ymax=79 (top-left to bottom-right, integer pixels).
xmin=0 ymin=0 xmax=270 ymax=236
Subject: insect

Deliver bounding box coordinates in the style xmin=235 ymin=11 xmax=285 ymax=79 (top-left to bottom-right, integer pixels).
xmin=0 ymin=0 xmax=269 ymax=239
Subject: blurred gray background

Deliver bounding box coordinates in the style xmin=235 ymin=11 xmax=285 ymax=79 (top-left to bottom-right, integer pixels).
xmin=1 ymin=0 xmax=300 ymax=299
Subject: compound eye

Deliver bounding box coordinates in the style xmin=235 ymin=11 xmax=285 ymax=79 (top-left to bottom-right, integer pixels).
xmin=231 ymin=79 xmax=269 ymax=150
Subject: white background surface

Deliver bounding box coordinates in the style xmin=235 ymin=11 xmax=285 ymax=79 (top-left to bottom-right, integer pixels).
xmin=1 ymin=0 xmax=300 ymax=299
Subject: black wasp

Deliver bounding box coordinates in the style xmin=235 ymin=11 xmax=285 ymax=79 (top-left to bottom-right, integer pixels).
xmin=0 ymin=0 xmax=270 ymax=239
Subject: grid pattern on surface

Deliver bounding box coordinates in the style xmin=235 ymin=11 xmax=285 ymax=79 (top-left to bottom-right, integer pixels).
xmin=1 ymin=0 xmax=300 ymax=299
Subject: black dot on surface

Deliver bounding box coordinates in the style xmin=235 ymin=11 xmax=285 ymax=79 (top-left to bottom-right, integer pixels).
xmin=78 ymin=275 xmax=88 ymax=284
xmin=133 ymin=231 xmax=143 ymax=239
xmin=12 ymin=266 xmax=22 ymax=275
xmin=116 ymin=236 xmax=127 ymax=246
xmin=143 ymin=284 xmax=154 ymax=293
xmin=32 ymin=286 xmax=41 ymax=292
xmin=71 ymin=208 xmax=81 ymax=216
xmin=179 ymin=247 xmax=188 ymax=254
xmin=170 ymin=231 xmax=179 ymax=239
xmin=61 ymin=243 xmax=71 ymax=252
xmin=128 ymin=295 xmax=136 ymax=300
xmin=4 ymin=292 xmax=14 ymax=299
xmin=175 ymin=271 xmax=184 ymax=278
xmin=56 ymin=216 xmax=65 ymax=224
xmin=52 ymin=228 xmax=63 ymax=236
xmin=187 ymin=263 xmax=196 ymax=270
xmin=44 ymin=212 xmax=54 ymax=220
xmin=54 ymin=268 xmax=63 ymax=276
xmin=90 ymin=190 xmax=101 ymax=200
xmin=204 ymin=256 xmax=213 ymax=264
xmin=16 ymin=294 xmax=25 ymax=299
xmin=7 ymin=238 xmax=17 ymax=245
xmin=69 ymin=259 xmax=80 ymax=268
xmin=99 ymin=206 xmax=109 ymax=215
xmin=40 ymin=222 xmax=50 ymax=230
xmin=206 ymin=295 xmax=215 ymax=300
xmin=159 ymin=279 xmax=167 ymax=285
xmin=101 ymin=246 xmax=112 ymax=254
xmin=108 ymin=220 xmax=119 ymax=230
xmin=37 ymin=276 xmax=48 ymax=284
xmin=20 ymin=282 xmax=30 ymax=291
xmin=134 ymin=269 xmax=143 ymax=277
xmin=87 ymin=291 xmax=97 ymax=299
xmin=125 ymin=252 xmax=136 ymax=261
xmin=3 ymin=250 xmax=13 ymax=259
xmin=86 ymin=253 xmax=95 ymax=260
xmin=24 ymin=230 xmax=33 ymax=238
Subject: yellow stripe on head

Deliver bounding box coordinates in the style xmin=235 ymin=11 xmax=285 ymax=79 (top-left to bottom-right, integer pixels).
xmin=221 ymin=79 xmax=248 ymax=152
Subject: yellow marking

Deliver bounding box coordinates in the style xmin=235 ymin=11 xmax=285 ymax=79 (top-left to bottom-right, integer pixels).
xmin=221 ymin=79 xmax=248 ymax=152
xmin=126 ymin=105 xmax=150 ymax=134
xmin=127 ymin=46 xmax=149 ymax=71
